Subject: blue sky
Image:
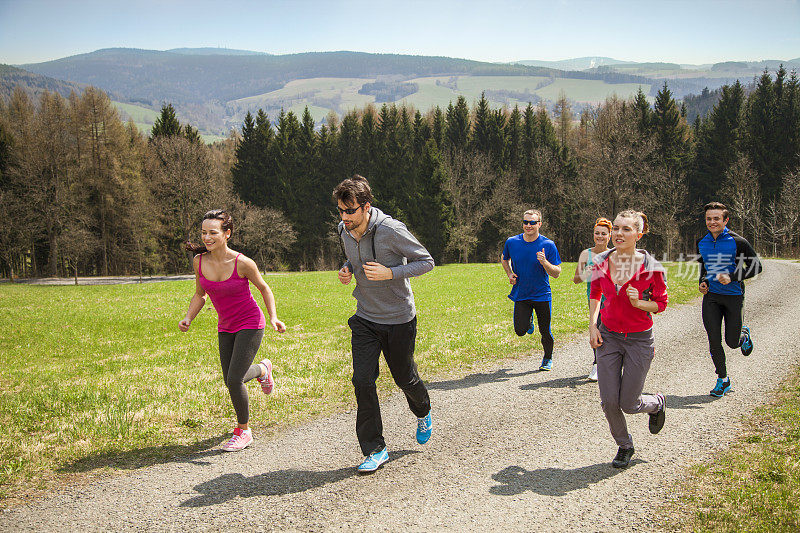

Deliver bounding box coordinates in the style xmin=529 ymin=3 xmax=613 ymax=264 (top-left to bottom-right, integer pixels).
xmin=1 ymin=0 xmax=798 ymax=65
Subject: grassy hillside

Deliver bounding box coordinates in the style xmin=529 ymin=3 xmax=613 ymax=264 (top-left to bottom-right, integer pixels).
xmin=227 ymin=74 xmax=653 ymax=124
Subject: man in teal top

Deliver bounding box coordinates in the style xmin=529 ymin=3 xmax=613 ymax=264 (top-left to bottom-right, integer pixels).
xmin=501 ymin=209 xmax=562 ymax=370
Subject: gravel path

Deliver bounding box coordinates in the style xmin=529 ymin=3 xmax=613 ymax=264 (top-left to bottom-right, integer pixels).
xmin=3 ymin=260 xmax=798 ymax=532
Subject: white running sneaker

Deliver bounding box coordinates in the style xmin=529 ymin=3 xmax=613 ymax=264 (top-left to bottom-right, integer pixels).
xmin=588 ymin=364 xmax=598 ymax=382
xmin=257 ymin=358 xmax=274 ymax=395
xmin=221 ymin=428 xmax=253 ymax=451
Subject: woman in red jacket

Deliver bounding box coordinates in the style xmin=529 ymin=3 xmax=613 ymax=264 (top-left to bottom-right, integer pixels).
xmin=589 ymin=210 xmax=667 ymax=468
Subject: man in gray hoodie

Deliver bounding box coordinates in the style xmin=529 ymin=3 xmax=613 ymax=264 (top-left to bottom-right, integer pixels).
xmin=334 ymin=174 xmax=434 ymax=473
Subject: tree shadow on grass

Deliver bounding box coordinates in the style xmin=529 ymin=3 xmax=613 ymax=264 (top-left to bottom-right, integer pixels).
xmin=180 ymin=449 xmax=420 ymax=507
xmin=58 ymin=432 xmax=229 ymax=474
xmin=518 ymin=375 xmax=588 ymax=392
xmin=428 ymin=368 xmax=538 ymax=391
xmin=489 ymin=461 xmax=640 ymax=497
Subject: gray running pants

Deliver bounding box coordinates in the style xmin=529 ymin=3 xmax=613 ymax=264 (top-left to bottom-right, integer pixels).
xmin=596 ymin=325 xmax=661 ymax=449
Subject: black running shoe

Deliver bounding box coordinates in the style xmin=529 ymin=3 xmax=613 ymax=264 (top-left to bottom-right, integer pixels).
xmin=612 ymin=446 xmax=634 ymax=468
xmin=649 ymin=393 xmax=666 ymax=434
xmin=741 ymin=326 xmax=753 ymax=356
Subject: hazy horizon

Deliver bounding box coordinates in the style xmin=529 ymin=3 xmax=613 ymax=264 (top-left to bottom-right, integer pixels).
xmin=1 ymin=0 xmax=798 ymax=66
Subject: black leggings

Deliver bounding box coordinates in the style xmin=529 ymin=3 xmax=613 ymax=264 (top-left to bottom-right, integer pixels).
xmin=513 ymin=300 xmax=554 ymax=359
xmin=701 ymin=292 xmax=745 ymax=379
xmin=218 ymin=328 xmax=265 ymax=425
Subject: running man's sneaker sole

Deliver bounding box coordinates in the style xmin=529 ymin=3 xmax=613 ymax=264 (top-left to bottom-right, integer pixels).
xmin=588 ymin=363 xmax=598 ymax=381
xmin=539 ymin=358 xmax=552 ymax=371
xmin=741 ymin=326 xmax=753 ymax=356
xmin=649 ymin=393 xmax=666 ymax=434
xmin=257 ymin=358 xmax=275 ymax=394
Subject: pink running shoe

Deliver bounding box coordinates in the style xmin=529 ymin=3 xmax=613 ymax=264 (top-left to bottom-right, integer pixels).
xmin=257 ymin=358 xmax=275 ymax=395
xmin=221 ymin=428 xmax=252 ymax=452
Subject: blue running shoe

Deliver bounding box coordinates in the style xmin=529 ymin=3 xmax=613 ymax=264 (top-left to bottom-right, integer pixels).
xmin=527 ymin=317 xmax=536 ymax=335
xmin=539 ymin=358 xmax=552 ymax=371
xmin=740 ymin=326 xmax=753 ymax=356
xmin=416 ymin=412 xmax=432 ymax=444
xmin=710 ymin=377 xmax=732 ymax=397
xmin=357 ymin=447 xmax=389 ymax=473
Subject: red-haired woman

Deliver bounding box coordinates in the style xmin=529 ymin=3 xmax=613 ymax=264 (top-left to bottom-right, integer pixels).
xmin=589 ymin=210 xmax=667 ymax=468
xmin=179 ymin=209 xmax=286 ymax=451
xmin=573 ymin=217 xmax=612 ymax=381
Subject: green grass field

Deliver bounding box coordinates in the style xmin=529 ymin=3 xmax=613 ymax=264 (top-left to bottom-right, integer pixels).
xmin=228 ymin=75 xmax=655 ymax=121
xmin=534 ymin=79 xmax=651 ymax=104
xmin=112 ymin=102 xmax=227 ymax=144
xmin=231 ymin=77 xmax=374 ymax=112
xmin=0 ymin=263 xmax=697 ymax=503
xmin=403 ymin=75 xmax=651 ymax=110
xmin=668 ymin=368 xmax=800 ymax=532
xmin=112 ymin=101 xmax=160 ymax=125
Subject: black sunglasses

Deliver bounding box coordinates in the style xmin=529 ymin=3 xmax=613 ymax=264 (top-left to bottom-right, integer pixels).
xmin=522 ymin=219 xmax=540 ymax=225
xmin=337 ymin=203 xmax=365 ymax=215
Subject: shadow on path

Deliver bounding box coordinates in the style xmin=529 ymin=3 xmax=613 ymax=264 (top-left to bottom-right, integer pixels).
xmin=428 ymin=368 xmax=538 ymax=391
xmin=490 ymin=461 xmax=638 ymax=497
xmin=519 ymin=375 xmax=588 ymax=392
xmin=666 ymin=393 xmax=718 ymax=410
xmin=181 ymin=450 xmax=420 ymax=507
xmin=58 ymin=433 xmax=229 ymax=473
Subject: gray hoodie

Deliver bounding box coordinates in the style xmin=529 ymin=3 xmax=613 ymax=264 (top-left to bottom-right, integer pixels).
xmin=339 ymin=207 xmax=434 ymax=324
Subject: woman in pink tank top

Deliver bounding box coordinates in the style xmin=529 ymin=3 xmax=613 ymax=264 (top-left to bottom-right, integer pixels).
xmin=178 ymin=209 xmax=286 ymax=452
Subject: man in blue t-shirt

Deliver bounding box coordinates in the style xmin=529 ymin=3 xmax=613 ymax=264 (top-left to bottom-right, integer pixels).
xmin=696 ymin=201 xmax=762 ymax=398
xmin=501 ymin=209 xmax=562 ymax=371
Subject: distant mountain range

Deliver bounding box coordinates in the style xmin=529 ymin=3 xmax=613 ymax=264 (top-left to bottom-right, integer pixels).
xmin=516 ymin=56 xmax=800 ymax=72
xmin=0 ymin=63 xmax=86 ymax=102
xmin=18 ymin=48 xmax=568 ymax=104
xmin=4 ymin=48 xmax=799 ymax=138
xmin=514 ymin=57 xmax=629 ymax=70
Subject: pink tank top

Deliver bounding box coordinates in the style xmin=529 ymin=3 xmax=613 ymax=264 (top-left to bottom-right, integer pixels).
xmin=199 ymin=253 xmax=266 ymax=333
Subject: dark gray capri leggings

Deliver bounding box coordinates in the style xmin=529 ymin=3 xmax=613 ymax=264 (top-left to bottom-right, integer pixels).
xmin=218 ymin=328 xmax=265 ymax=425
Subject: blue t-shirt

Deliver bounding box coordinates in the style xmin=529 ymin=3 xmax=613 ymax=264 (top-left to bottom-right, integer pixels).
xmin=502 ymin=234 xmax=562 ymax=302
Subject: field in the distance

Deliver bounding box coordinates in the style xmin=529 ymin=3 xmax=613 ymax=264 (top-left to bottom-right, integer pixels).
xmin=0 ymin=263 xmax=697 ymax=504
xmin=227 ymin=75 xmax=653 ymax=120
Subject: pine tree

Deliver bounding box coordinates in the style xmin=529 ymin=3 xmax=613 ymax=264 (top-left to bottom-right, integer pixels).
xmin=521 ymin=103 xmax=537 ymax=167
xmin=690 ymin=81 xmax=745 ymax=204
xmin=232 ymin=112 xmax=261 ymax=204
xmin=535 ymin=105 xmax=559 ymax=153
xmin=777 ymin=68 xmax=800 ymax=177
xmin=553 ymin=91 xmax=573 ymax=148
xmin=359 ymin=105 xmax=378 ymax=176
xmin=430 ymin=106 xmax=445 ymax=149
xmin=445 ymin=96 xmax=470 ymax=154
xmin=338 ymin=110 xmax=360 ymax=178
xmin=184 ymin=124 xmax=201 ymax=144
xmin=151 ymin=103 xmax=182 ymax=138
xmin=744 ymin=69 xmax=781 ymax=202
xmin=632 ymin=86 xmax=652 ymax=134
xmin=471 ymin=92 xmax=492 ymax=154
xmin=504 ymin=105 xmax=523 ymax=171
xmin=652 ymin=82 xmax=691 ymax=171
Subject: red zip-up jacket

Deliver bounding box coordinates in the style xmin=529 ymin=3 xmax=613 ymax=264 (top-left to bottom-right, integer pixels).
xmin=589 ymin=248 xmax=668 ymax=333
